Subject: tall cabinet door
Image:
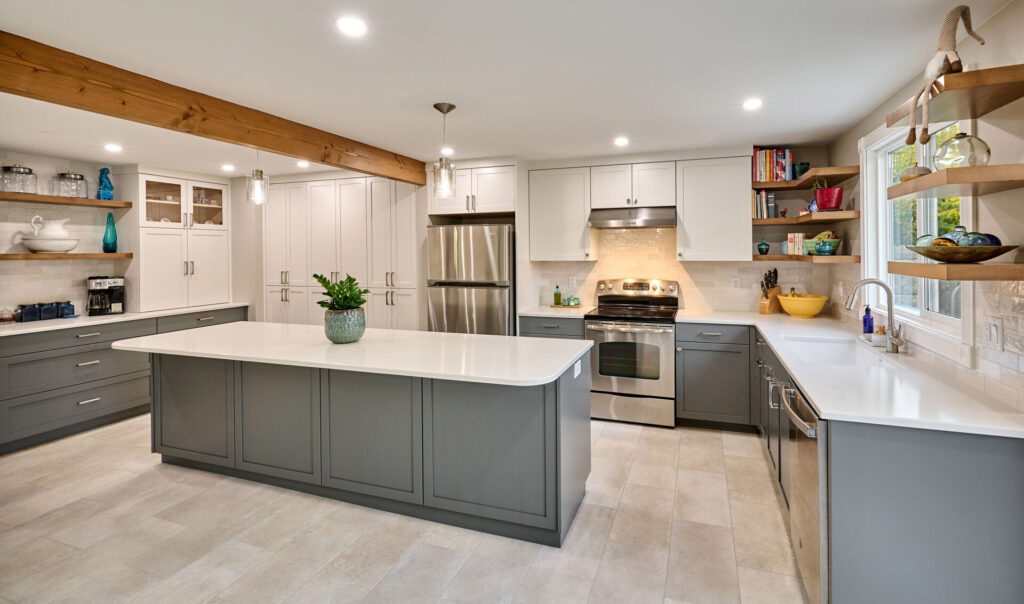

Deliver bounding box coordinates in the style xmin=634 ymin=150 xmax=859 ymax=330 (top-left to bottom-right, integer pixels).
xmin=367 ymin=178 xmax=393 ymax=289
xmin=140 ymin=229 xmax=188 ymax=311
xmin=285 ymin=287 xmax=308 ymax=325
xmin=365 ymin=289 xmax=391 ymax=329
xmin=265 ymin=287 xmax=288 ymax=323
xmin=337 ymin=178 xmax=368 ymax=284
xmin=529 ymin=167 xmax=595 ymax=261
xmin=676 ymin=157 xmax=751 ymax=261
xmin=188 ymin=230 xmax=230 ymax=306
xmin=391 ymin=289 xmax=420 ymax=331
xmin=307 ymin=288 xmax=324 ymax=326
xmin=286 ymin=183 xmax=310 ymax=286
xmin=632 ymin=162 xmax=676 ymax=207
xmin=308 ymin=180 xmax=338 ymax=281
xmin=391 ymin=181 xmax=418 ymax=289
xmin=472 ymin=166 xmax=515 ymax=213
xmin=264 ymin=184 xmax=289 ymax=286
xmin=590 ymin=164 xmax=632 ymax=209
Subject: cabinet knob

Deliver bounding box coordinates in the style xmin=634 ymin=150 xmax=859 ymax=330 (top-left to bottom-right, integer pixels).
xmin=676 ymin=347 xmax=682 ymax=352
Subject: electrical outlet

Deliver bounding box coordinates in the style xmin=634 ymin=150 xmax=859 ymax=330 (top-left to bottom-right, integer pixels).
xmin=731 ymin=277 xmax=741 ymax=288
xmin=983 ymin=316 xmax=1003 ymax=351
xmin=568 ymin=276 xmax=577 ymax=289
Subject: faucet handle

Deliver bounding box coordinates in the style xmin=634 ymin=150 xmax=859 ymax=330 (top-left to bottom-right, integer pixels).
xmin=889 ymin=324 xmax=905 ymax=347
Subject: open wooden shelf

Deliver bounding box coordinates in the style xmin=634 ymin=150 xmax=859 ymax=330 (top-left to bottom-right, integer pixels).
xmin=752 ymin=166 xmax=860 ymax=191
xmin=888 ymin=261 xmax=1024 ymax=281
xmin=0 ymin=253 xmax=133 ymax=261
xmin=753 ymin=254 xmax=860 ymax=264
xmin=0 ymin=191 xmax=132 ymax=209
xmin=753 ymin=210 xmax=859 ymax=226
xmin=886 ymin=164 xmax=1024 ymax=199
xmin=886 ymin=63 xmax=1024 ymax=127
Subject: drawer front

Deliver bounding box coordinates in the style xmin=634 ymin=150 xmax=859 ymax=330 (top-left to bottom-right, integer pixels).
xmin=156 ymin=307 xmax=246 ymax=333
xmin=0 ymin=319 xmax=156 ymax=358
xmin=675 ymin=323 xmax=750 ymax=345
xmin=2 ymin=373 xmax=150 ymax=443
xmin=1 ymin=344 xmax=151 ymax=400
xmin=519 ymin=316 xmax=584 ymax=338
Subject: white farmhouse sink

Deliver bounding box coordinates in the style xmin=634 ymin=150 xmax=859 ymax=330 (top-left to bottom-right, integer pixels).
xmin=782 ymin=335 xmax=886 ymax=367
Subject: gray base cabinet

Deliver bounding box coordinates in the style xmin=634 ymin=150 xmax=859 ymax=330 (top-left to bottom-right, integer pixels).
xmin=152 ymin=352 xmax=591 ymax=546
xmin=519 ymin=316 xmax=583 ymax=339
xmin=674 ymin=324 xmax=752 ymax=425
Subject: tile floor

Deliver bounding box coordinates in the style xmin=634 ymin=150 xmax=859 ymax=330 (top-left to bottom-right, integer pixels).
xmin=0 ymin=415 xmax=808 ymax=603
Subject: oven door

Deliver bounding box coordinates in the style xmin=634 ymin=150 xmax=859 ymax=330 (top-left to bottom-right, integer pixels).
xmin=585 ymin=321 xmax=675 ymax=398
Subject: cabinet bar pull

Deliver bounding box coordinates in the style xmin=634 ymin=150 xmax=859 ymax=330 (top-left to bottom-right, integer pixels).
xmin=76 ymin=332 xmax=101 ymax=338
xmin=76 ymin=360 xmax=101 ymax=367
xmin=197 ymin=316 xmax=216 ymax=322
xmin=472 ymin=194 xmax=477 ymax=211
xmin=280 ymin=289 xmax=285 ymax=302
xmin=466 ymin=195 xmax=471 ymax=211
xmin=700 ymin=332 xmax=722 ymax=336
xmin=76 ymin=397 xmax=101 ymax=406
xmin=280 ymin=270 xmax=285 ymax=283
xmin=189 ymin=260 xmax=195 ymax=275
xmin=184 ymin=261 xmax=189 ymax=275
xmin=285 ymin=270 xmax=289 ymax=284
xmin=540 ymin=324 xmax=559 ymax=328
xmin=284 ymin=288 xmax=290 ymax=302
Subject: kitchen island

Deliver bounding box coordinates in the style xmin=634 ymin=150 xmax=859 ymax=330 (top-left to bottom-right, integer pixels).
xmin=113 ymin=321 xmax=592 ymax=546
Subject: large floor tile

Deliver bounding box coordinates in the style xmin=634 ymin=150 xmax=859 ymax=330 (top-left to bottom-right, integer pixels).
xmin=675 ymin=469 xmax=732 ymax=527
xmin=361 ymin=541 xmax=470 ymax=603
xmin=608 ymin=483 xmax=674 ymax=550
xmin=737 ymin=567 xmax=809 ymax=604
xmin=442 ymin=535 xmax=541 ymax=603
xmin=722 ymin=431 xmax=763 ymax=458
xmin=729 ymin=500 xmax=798 ymax=576
xmin=665 ymin=520 xmax=740 ymax=604
xmin=677 ymin=444 xmax=727 ymax=473
xmin=724 ymin=455 xmax=778 ymax=505
xmin=589 ymin=541 xmax=668 ymax=604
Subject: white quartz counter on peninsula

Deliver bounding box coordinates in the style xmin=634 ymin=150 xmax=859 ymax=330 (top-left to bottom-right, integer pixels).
xmin=113 ymin=321 xmax=592 ymax=387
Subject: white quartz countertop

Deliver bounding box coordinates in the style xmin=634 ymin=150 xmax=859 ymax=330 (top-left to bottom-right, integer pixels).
xmin=518 ymin=306 xmax=590 ymax=318
xmin=113 ymin=321 xmax=593 ymax=387
xmin=672 ymin=310 xmax=1024 ymax=439
xmin=0 ymin=303 xmax=249 ymax=338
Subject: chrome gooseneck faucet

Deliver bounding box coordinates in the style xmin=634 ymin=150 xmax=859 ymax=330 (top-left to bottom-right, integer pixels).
xmin=845 ymin=279 xmax=904 ymax=353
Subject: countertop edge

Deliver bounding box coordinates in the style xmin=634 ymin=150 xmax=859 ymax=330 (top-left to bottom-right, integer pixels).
xmin=0 ymin=302 xmax=249 ymax=337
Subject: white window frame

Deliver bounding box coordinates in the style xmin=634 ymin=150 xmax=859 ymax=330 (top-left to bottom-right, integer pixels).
xmin=858 ymin=121 xmax=976 ymax=367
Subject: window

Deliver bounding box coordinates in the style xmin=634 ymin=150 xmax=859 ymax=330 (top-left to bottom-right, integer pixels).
xmin=864 ymin=122 xmax=973 ymax=348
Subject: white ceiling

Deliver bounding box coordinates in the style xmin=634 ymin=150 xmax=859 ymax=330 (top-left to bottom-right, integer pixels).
xmin=1 ymin=0 xmax=1008 ymax=164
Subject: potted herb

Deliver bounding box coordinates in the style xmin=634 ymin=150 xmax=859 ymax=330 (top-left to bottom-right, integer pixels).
xmin=812 ymin=177 xmax=843 ymax=211
xmin=313 ymin=273 xmax=369 ymax=343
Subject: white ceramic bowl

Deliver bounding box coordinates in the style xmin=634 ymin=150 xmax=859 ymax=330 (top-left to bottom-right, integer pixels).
xmin=22 ymin=237 xmax=80 ymax=253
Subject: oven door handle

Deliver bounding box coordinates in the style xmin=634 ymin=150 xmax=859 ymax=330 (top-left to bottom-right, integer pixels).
xmin=586 ymin=325 xmax=674 ymax=335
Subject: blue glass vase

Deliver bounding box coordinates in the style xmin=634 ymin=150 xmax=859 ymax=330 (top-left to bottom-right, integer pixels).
xmin=102 ymin=212 xmax=117 ymax=253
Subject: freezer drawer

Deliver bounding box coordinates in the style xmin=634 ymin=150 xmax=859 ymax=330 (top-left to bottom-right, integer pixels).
xmin=426 ymin=225 xmax=512 ymax=285
xmin=427 ymin=286 xmax=512 ymax=335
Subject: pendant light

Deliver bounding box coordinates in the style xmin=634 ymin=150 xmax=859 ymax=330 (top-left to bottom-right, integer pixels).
xmin=247 ymin=149 xmax=269 ymax=205
xmin=432 ymin=102 xmax=456 ymax=198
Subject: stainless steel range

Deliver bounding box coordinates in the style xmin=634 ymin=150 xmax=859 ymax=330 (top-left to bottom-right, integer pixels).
xmin=585 ymin=278 xmax=678 ymax=427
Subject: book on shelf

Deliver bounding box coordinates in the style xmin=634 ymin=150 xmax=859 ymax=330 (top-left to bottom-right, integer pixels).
xmin=751 ymin=190 xmax=776 ymax=219
xmin=752 ymin=147 xmax=793 ymax=182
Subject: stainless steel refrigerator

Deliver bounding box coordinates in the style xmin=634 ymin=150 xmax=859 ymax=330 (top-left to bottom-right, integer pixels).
xmin=426 ymin=224 xmax=514 ymax=335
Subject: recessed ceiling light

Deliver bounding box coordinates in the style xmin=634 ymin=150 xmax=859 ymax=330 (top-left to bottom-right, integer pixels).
xmin=613 ymin=137 xmax=629 ymax=147
xmin=104 ymin=143 xmax=122 ymax=152
xmin=296 ymin=160 xmax=310 ymax=168
xmin=440 ymin=147 xmax=454 ymax=157
xmin=336 ymin=17 xmax=367 ymax=37
xmin=742 ymin=98 xmax=763 ymax=111
xmin=221 ymin=164 xmax=235 ymax=172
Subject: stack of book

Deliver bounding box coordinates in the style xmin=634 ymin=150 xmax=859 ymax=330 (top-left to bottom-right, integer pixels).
xmin=752 ymin=148 xmax=793 ymax=182
xmin=752 ymin=190 xmax=777 ymax=219
xmin=787 ymin=233 xmax=807 ymax=255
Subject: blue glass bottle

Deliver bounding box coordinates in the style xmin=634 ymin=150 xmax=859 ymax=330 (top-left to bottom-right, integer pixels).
xmin=863 ymin=306 xmax=873 ymax=335
xmin=102 ymin=212 xmax=117 ymax=253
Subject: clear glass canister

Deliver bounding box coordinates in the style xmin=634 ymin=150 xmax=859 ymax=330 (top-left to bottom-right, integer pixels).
xmin=53 ymin=172 xmax=88 ymax=198
xmin=933 ymin=133 xmax=991 ymax=170
xmin=0 ymin=164 xmax=38 ymax=194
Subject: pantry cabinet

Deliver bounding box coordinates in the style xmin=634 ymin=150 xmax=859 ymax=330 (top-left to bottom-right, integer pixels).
xmin=138 ymin=229 xmax=188 ymax=311
xmin=676 ymin=156 xmax=751 ymax=261
xmin=368 ymin=178 xmax=417 ymax=289
xmin=366 ymin=288 xmax=420 ymax=330
xmin=265 ymin=286 xmax=308 ymax=325
xmin=264 ymin=182 xmax=310 ymax=287
xmin=186 ymin=231 xmax=230 ymax=307
xmin=307 ymin=178 xmax=369 ymax=285
xmin=529 ymin=167 xmax=597 ymax=261
xmin=428 ymin=165 xmax=514 ymax=215
xmin=590 ymin=162 xmax=675 ymax=209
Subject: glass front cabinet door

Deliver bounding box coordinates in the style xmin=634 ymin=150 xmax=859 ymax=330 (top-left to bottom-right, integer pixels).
xmin=188 ymin=181 xmax=228 ymax=230
xmin=142 ymin=175 xmax=186 ymax=228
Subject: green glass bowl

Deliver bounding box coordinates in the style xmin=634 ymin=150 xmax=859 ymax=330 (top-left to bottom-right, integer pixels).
xmin=804 ymin=238 xmax=841 ymax=256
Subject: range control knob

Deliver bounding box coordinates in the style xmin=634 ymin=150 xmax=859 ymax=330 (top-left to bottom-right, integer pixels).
xmin=599 ymin=283 xmax=606 ymax=291
xmin=667 ymin=284 xmax=677 ymax=293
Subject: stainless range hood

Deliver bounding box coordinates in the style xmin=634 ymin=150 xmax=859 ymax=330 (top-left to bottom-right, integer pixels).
xmin=587 ymin=207 xmax=676 ymax=229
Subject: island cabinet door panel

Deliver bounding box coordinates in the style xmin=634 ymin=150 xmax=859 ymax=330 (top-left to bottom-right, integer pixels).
xmin=236 ymin=362 xmax=320 ymax=484
xmin=321 ymin=371 xmax=422 ymax=503
xmin=153 ymin=355 xmax=234 ymax=467
xmin=423 ymin=379 xmax=557 ymax=529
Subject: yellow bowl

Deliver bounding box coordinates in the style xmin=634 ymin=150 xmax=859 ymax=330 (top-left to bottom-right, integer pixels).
xmin=777 ymin=294 xmax=828 ymax=318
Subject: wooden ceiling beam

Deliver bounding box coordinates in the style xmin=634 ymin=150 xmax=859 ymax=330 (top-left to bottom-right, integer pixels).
xmin=0 ymin=31 xmax=426 ymax=185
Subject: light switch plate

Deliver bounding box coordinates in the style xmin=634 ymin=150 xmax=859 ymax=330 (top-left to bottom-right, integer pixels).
xmin=573 ymin=360 xmax=582 ymax=378
xmin=731 ymin=277 xmax=741 ymax=288
xmin=983 ymin=315 xmax=1003 ymax=351
xmin=568 ymin=276 xmax=577 ymax=288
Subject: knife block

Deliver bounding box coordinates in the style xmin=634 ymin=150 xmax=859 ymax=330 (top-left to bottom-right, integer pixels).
xmin=759 ymin=286 xmax=782 ymax=314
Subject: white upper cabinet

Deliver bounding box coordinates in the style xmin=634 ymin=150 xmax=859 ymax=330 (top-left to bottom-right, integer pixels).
xmin=187 ymin=181 xmax=228 ymax=230
xmin=429 ymin=165 xmax=514 ymax=215
xmin=368 ymin=178 xmax=418 ymax=289
xmin=590 ymin=164 xmax=633 ymax=209
xmin=367 ymin=178 xmax=394 ymax=289
xmin=632 ymin=162 xmax=676 ymax=207
xmin=529 ymin=167 xmax=596 ymax=261
xmin=263 ymin=182 xmax=309 ymax=287
xmin=676 ymin=156 xmax=752 ymax=261
xmin=139 ymin=175 xmax=186 ymax=229
xmin=391 ymin=182 xmax=418 ymax=288
xmin=337 ymin=178 xmax=368 ymax=284
xmin=308 ymin=180 xmax=338 ymax=281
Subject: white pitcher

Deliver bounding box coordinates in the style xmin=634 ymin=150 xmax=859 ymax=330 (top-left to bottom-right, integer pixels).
xmin=30 ymin=215 xmax=72 ymax=238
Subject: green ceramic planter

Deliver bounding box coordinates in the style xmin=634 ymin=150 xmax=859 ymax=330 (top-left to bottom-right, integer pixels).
xmin=324 ymin=308 xmax=365 ymax=343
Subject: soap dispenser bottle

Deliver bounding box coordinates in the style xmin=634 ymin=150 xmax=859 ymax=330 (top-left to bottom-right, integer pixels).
xmin=863 ymin=306 xmax=873 ymax=335
xmin=553 ymin=285 xmax=562 ymax=306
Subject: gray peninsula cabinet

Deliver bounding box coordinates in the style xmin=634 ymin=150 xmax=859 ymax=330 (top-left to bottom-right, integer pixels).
xmin=149 ymin=353 xmax=592 ymax=546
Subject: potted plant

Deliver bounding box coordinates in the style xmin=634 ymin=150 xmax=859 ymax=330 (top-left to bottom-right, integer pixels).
xmin=313 ymin=273 xmax=369 ymax=343
xmin=812 ymin=177 xmax=843 ymax=211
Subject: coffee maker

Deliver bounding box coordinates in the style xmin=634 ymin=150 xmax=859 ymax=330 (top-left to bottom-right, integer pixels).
xmin=87 ymin=276 xmax=126 ymax=316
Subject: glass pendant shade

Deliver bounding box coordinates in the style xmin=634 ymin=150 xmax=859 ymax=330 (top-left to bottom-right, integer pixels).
xmin=433 ymin=157 xmax=455 ymax=198
xmin=247 ymin=168 xmax=269 ymax=205
xmin=933 ymin=133 xmax=991 ymax=171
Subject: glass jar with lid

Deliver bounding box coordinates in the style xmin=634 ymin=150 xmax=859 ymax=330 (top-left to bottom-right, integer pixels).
xmin=53 ymin=172 xmax=88 ymax=198
xmin=0 ymin=164 xmax=38 ymax=194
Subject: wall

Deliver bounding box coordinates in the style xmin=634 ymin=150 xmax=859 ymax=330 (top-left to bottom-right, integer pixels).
xmin=827 ymin=0 xmax=1024 ymax=408
xmin=0 ymin=150 xmax=130 ymax=313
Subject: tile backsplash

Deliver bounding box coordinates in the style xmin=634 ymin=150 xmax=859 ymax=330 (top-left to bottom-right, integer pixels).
xmin=532 ymin=227 xmax=830 ymax=311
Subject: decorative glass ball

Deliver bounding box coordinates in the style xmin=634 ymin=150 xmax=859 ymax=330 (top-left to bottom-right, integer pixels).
xmin=958 ymin=232 xmax=991 ymax=247
xmin=932 ymin=133 xmax=990 ymax=170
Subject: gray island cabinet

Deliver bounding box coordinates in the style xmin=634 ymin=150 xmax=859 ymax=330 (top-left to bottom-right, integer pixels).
xmin=118 ymin=322 xmax=592 ymax=546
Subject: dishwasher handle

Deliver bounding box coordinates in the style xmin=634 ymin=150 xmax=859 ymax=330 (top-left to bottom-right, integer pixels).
xmin=783 ymin=388 xmax=817 ymax=439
